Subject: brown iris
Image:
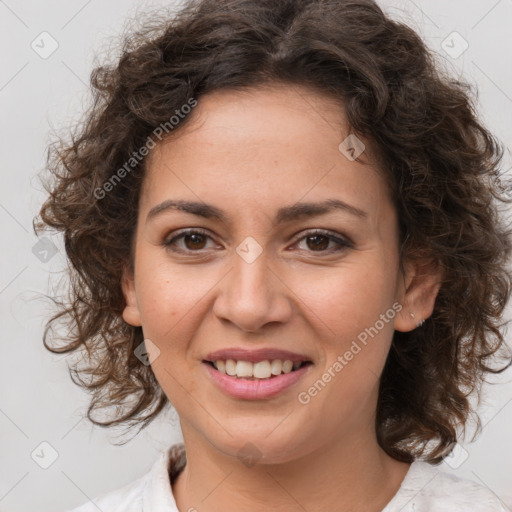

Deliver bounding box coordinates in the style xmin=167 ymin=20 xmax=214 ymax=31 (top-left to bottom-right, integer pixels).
xmin=305 ymin=234 xmax=329 ymax=251
xmin=183 ymin=233 xmax=208 ymax=250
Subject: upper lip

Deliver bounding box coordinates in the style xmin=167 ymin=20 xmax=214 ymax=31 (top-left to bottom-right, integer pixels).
xmin=203 ymin=348 xmax=312 ymax=364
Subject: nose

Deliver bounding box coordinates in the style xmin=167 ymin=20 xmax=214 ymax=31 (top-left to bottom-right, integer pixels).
xmin=212 ymin=246 xmax=293 ymax=333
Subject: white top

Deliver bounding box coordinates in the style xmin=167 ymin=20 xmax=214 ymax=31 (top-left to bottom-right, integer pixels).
xmin=67 ymin=443 xmax=508 ymax=511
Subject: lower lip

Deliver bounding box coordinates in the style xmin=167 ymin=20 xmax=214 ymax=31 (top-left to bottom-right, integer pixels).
xmin=203 ymin=362 xmax=312 ymax=400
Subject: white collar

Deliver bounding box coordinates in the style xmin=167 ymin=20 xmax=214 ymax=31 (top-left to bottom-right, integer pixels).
xmin=142 ymin=443 xmax=185 ymax=511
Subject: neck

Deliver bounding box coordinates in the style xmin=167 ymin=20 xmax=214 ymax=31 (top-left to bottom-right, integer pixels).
xmin=172 ymin=425 xmax=410 ymax=512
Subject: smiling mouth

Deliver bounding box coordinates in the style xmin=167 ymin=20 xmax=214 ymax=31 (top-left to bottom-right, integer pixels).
xmin=203 ymin=359 xmax=313 ymax=380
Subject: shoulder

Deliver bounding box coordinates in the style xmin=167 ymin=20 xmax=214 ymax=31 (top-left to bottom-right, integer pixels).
xmin=383 ymin=460 xmax=509 ymax=512
xmin=65 ymin=444 xmax=185 ymax=512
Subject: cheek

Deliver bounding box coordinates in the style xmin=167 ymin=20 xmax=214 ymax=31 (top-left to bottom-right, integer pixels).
xmin=293 ymin=261 xmax=398 ymax=338
xmin=137 ymin=277 xmax=179 ymax=332
xmin=135 ymin=280 xmax=181 ymax=357
xmin=297 ymin=272 xmax=397 ymax=426
xmin=134 ymin=259 xmax=220 ymax=354
xmin=288 ymin=259 xmax=399 ymax=407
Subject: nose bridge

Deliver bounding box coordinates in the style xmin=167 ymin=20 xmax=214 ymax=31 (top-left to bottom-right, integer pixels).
xmin=234 ymin=242 xmax=271 ymax=298
xmin=213 ymin=238 xmax=291 ymax=331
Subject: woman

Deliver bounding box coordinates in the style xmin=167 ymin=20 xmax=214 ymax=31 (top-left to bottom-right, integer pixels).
xmin=35 ymin=0 xmax=512 ymax=510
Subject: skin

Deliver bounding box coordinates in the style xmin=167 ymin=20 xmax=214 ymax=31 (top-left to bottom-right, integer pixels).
xmin=122 ymin=83 xmax=441 ymax=512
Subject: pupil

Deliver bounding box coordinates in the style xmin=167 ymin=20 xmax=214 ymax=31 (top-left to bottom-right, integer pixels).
xmin=186 ymin=234 xmax=206 ymax=250
xmin=307 ymin=235 xmax=328 ymax=250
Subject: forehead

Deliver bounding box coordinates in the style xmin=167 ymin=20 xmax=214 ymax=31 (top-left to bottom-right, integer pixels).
xmin=140 ymin=84 xmax=393 ymax=229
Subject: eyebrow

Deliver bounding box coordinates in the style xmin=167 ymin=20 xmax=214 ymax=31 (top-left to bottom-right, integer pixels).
xmin=146 ymin=198 xmax=367 ymax=225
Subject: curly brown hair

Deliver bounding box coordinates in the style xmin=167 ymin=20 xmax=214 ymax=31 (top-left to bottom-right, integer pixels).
xmin=34 ymin=0 xmax=512 ymax=462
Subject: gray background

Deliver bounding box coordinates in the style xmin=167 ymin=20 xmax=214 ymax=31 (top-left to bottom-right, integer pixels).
xmin=1 ymin=0 xmax=511 ymax=510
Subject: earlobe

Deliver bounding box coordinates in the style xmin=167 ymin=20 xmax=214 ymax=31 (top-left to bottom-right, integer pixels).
xmin=121 ymin=266 xmax=142 ymax=327
xmin=394 ymin=258 xmax=443 ymax=333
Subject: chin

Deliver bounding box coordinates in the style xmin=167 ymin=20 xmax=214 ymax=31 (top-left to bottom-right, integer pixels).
xmin=209 ymin=429 xmax=315 ymax=466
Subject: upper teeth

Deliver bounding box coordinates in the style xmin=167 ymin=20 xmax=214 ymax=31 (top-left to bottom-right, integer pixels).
xmin=214 ymin=359 xmax=303 ymax=379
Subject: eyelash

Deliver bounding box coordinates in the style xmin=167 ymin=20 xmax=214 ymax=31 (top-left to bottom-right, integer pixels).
xmin=163 ymin=228 xmax=352 ymax=255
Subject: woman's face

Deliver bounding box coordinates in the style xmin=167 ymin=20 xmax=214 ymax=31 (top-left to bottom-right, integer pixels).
xmin=122 ymin=84 xmax=427 ymax=463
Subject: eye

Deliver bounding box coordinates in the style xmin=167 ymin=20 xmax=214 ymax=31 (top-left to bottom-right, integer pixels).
xmin=163 ymin=228 xmax=217 ymax=253
xmin=293 ymin=229 xmax=352 ymax=254
xmin=163 ymin=228 xmax=352 ymax=255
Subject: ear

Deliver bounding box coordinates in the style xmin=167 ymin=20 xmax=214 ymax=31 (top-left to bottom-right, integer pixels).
xmin=121 ymin=265 xmax=142 ymax=327
xmin=394 ymin=257 xmax=443 ymax=332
